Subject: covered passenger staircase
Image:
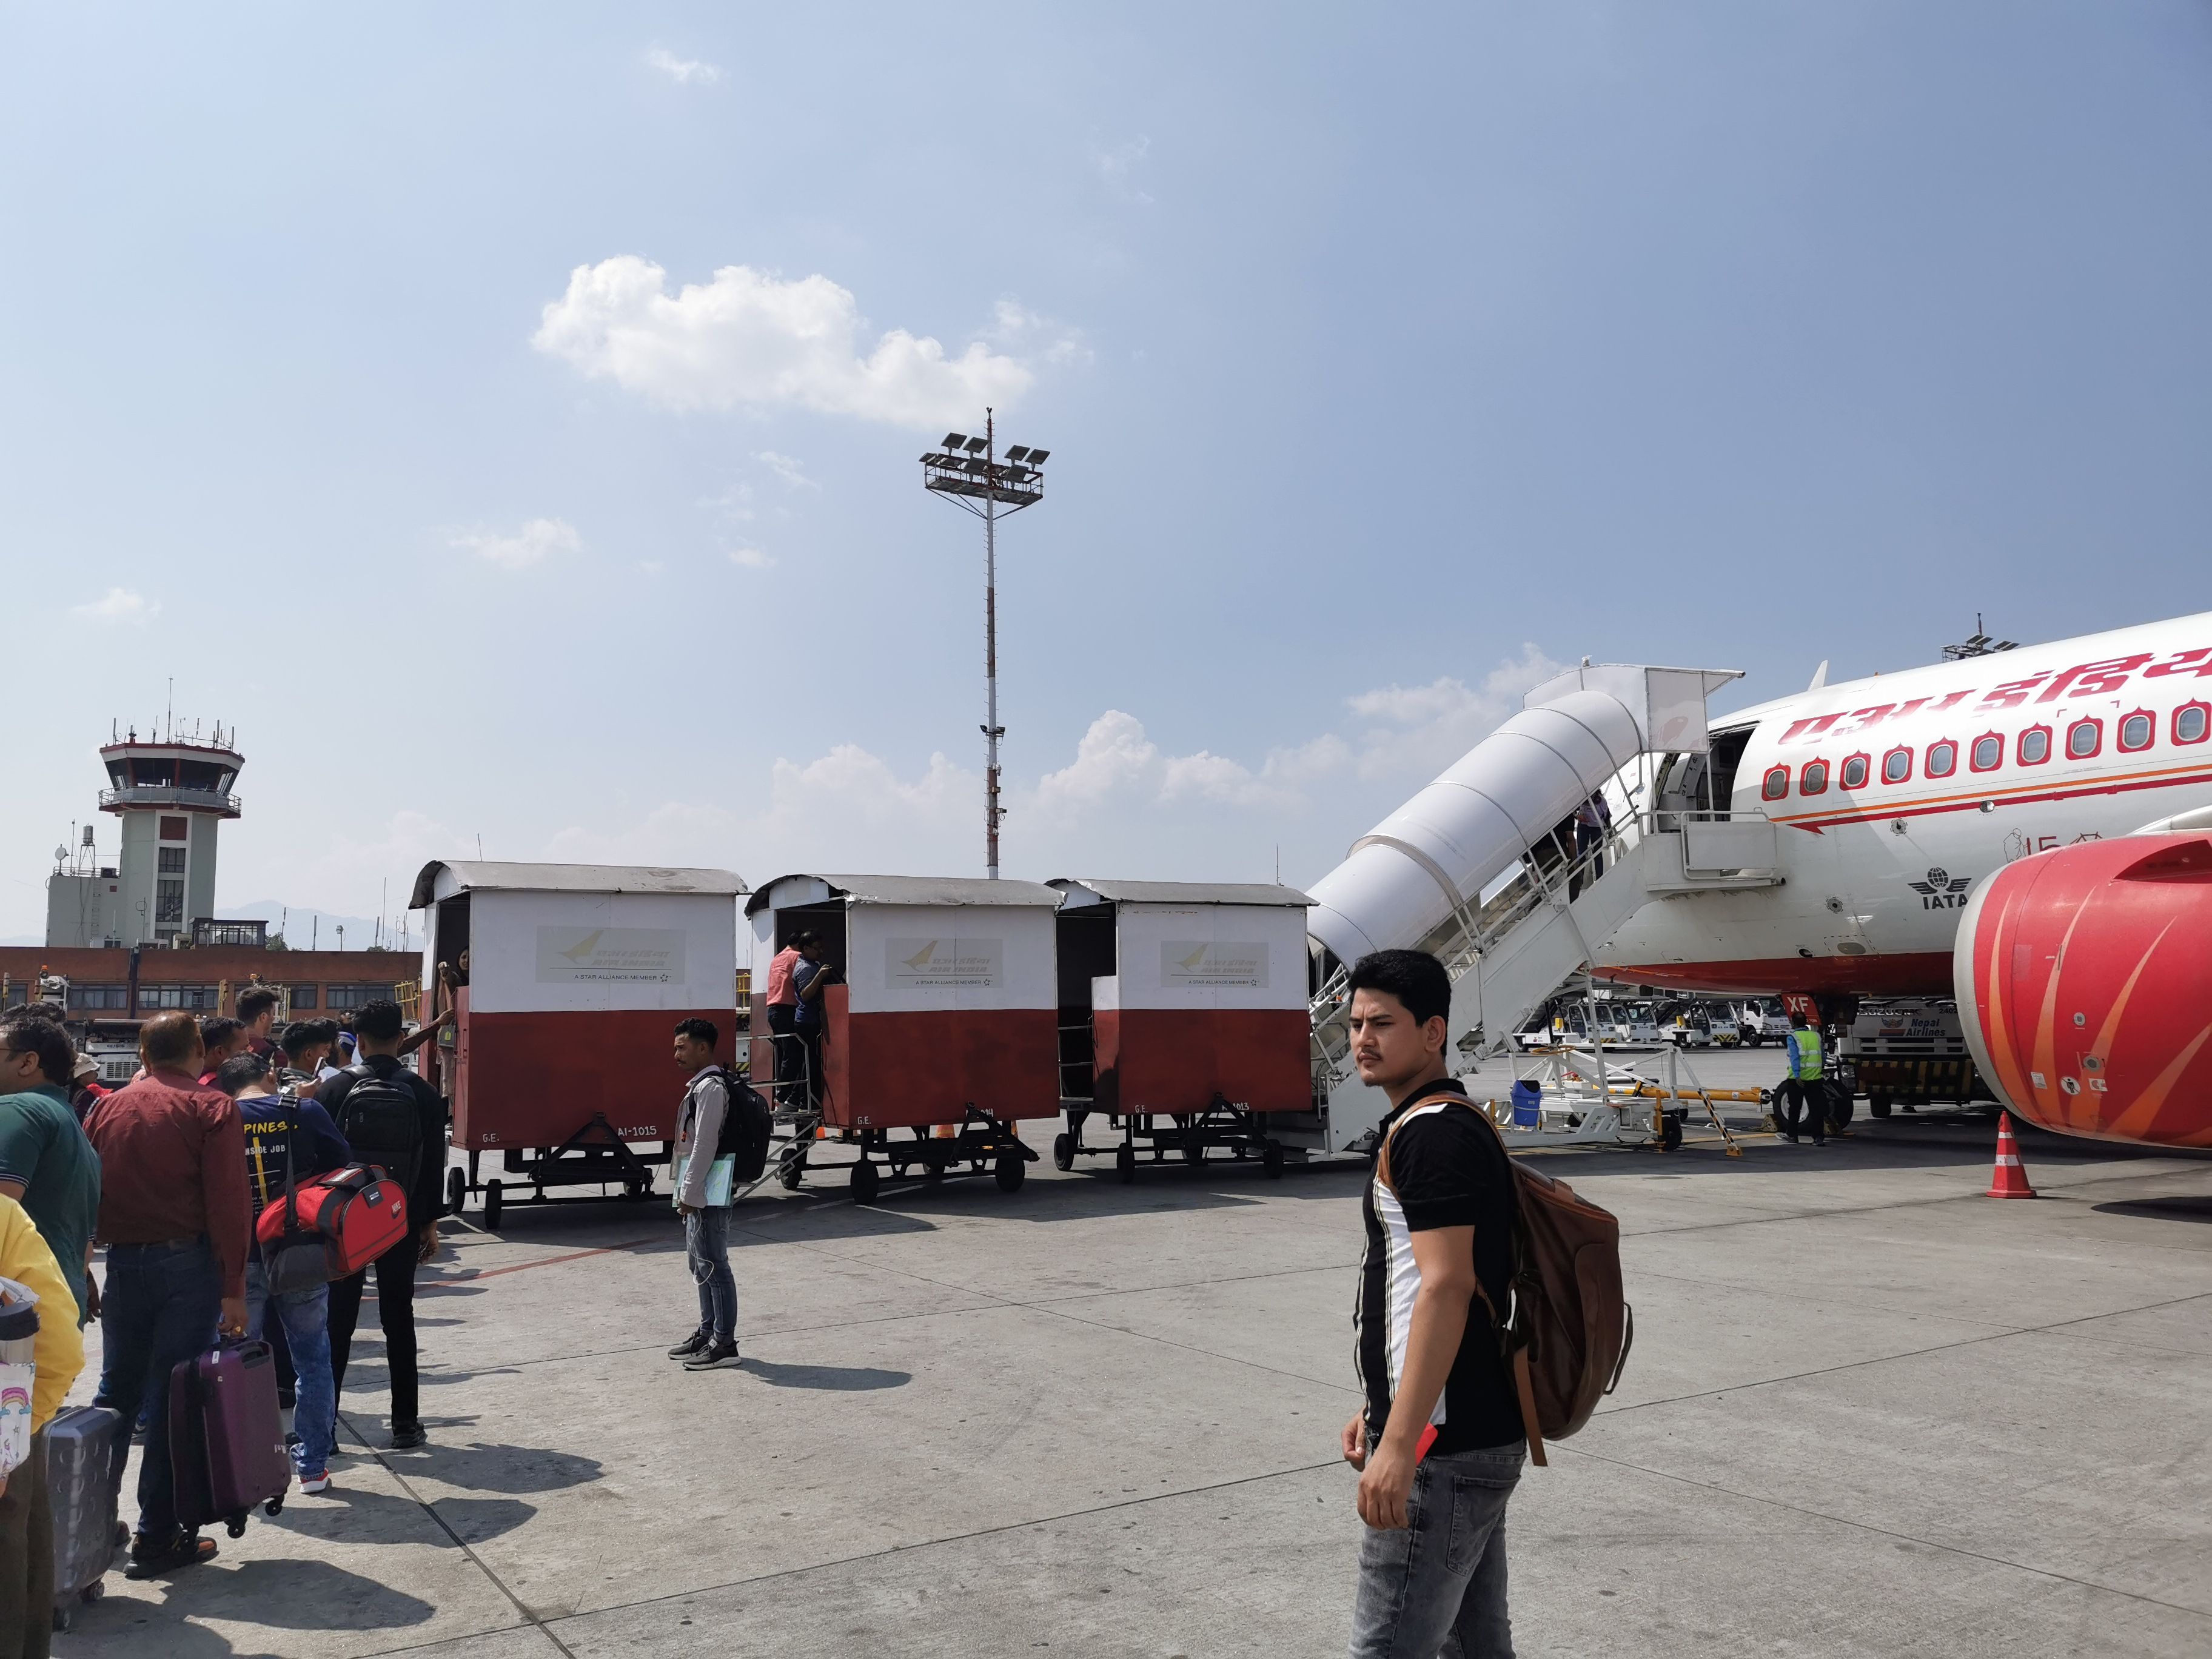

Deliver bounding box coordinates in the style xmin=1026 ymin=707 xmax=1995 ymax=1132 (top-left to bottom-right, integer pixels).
xmin=1291 ymin=663 xmax=1783 ymax=1153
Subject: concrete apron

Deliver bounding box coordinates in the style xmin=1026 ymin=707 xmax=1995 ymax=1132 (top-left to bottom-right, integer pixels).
xmin=55 ymin=1101 xmax=2212 ymax=1659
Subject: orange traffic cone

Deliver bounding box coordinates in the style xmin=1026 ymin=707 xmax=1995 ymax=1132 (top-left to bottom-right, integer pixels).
xmin=1986 ymin=1111 xmax=2037 ymax=1199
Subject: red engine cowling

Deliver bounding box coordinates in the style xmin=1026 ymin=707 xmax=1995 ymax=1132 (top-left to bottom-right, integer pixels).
xmin=1955 ymin=834 xmax=2212 ymax=1148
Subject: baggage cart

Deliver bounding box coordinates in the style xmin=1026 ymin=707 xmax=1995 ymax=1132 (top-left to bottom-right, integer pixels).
xmin=411 ymin=861 xmax=746 ymax=1230
xmin=1047 ymin=880 xmax=1313 ymax=1182
xmin=745 ymin=874 xmax=1056 ymax=1203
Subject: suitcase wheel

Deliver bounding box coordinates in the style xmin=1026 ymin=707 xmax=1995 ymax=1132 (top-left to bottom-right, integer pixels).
xmin=227 ymin=1518 xmax=247 ymax=1538
xmin=52 ymin=1609 xmax=72 ymax=1634
xmin=264 ymin=1497 xmax=284 ymax=1518
xmin=84 ymin=1581 xmax=104 ymax=1604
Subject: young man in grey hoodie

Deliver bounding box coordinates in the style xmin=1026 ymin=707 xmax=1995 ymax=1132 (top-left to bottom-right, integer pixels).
xmin=668 ymin=1019 xmax=741 ymax=1370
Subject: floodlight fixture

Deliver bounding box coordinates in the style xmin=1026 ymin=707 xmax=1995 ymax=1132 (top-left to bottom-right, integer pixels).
xmin=918 ymin=409 xmax=1052 ymax=881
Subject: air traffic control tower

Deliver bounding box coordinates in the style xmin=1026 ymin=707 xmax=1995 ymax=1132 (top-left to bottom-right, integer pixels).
xmin=46 ymin=720 xmax=244 ymax=948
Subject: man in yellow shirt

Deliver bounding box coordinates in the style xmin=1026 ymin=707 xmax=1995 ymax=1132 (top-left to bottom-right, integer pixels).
xmin=0 ymin=1192 xmax=86 ymax=1656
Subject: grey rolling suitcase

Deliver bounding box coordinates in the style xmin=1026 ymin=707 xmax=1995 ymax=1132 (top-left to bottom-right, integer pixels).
xmin=46 ymin=1404 xmax=125 ymax=1629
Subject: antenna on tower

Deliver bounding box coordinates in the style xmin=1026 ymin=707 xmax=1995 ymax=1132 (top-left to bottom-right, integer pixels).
xmin=1941 ymin=612 xmax=2019 ymax=660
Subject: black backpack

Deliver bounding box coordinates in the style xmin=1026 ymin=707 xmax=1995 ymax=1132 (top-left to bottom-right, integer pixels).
xmin=700 ymin=1068 xmax=771 ymax=1185
xmin=333 ymin=1064 xmax=425 ymax=1193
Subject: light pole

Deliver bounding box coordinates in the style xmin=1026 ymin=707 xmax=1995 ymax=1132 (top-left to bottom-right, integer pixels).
xmin=921 ymin=411 xmax=1050 ymax=879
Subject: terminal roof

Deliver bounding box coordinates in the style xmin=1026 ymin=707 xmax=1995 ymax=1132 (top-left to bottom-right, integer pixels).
xmin=745 ymin=873 xmax=1062 ymax=915
xmin=1049 ymin=879 xmax=1314 ymax=908
xmin=411 ymin=861 xmax=746 ymax=908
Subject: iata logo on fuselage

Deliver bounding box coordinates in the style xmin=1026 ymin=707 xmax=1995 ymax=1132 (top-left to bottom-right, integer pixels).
xmin=1908 ymin=867 xmax=1975 ymax=909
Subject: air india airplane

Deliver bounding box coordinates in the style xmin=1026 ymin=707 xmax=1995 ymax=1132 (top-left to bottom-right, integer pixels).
xmin=1596 ymin=611 xmax=2212 ymax=1148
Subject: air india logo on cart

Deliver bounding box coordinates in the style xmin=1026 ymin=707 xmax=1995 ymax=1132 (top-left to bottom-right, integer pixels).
xmin=1162 ymin=942 xmax=1270 ymax=988
xmin=534 ymin=927 xmax=687 ymax=984
xmin=885 ymin=937 xmax=1003 ymax=989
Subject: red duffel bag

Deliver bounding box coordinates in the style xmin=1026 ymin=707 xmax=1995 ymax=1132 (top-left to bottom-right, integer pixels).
xmin=257 ymin=1164 xmax=411 ymax=1285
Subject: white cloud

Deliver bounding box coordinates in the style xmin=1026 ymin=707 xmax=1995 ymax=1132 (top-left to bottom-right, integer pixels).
xmin=1092 ymin=135 xmax=1154 ymax=204
xmin=71 ymin=587 xmax=159 ymax=623
xmin=639 ymin=559 xmax=666 ymax=574
xmin=450 ymin=517 xmax=581 ymax=571
xmin=250 ymin=647 xmax=1564 ymax=928
xmin=645 ymin=47 xmax=721 ymax=85
xmin=726 ymin=546 xmax=774 ymax=569
xmin=754 ymin=450 xmax=817 ymax=490
xmin=532 ymin=256 xmax=1041 ymax=428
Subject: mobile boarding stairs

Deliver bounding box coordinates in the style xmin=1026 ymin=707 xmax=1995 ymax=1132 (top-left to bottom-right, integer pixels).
xmin=1290 ymin=663 xmax=1785 ymax=1157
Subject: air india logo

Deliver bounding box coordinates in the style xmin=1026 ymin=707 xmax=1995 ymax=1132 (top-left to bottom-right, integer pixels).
xmin=1907 ymin=867 xmax=1975 ymax=910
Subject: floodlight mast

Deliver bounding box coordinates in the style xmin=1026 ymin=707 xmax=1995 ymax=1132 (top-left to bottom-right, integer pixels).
xmin=920 ymin=408 xmax=1049 ymax=879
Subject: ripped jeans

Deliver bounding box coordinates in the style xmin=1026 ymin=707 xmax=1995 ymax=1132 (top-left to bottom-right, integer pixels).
xmin=686 ymin=1205 xmax=738 ymax=1343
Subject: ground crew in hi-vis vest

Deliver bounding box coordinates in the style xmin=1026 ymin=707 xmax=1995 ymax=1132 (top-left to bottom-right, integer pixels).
xmin=1776 ymin=1011 xmax=1826 ymax=1145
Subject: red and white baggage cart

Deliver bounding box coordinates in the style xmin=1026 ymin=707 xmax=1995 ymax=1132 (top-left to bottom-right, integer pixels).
xmin=411 ymin=860 xmax=745 ymax=1228
xmin=745 ymin=874 xmax=1056 ymax=1203
xmin=1048 ymin=879 xmax=1315 ymax=1181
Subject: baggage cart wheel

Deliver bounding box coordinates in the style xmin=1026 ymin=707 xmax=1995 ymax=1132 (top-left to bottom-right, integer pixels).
xmin=994 ymin=1151 xmax=1025 ymax=1193
xmin=1869 ymin=1094 xmax=1893 ymax=1119
xmin=850 ymin=1159 xmax=880 ymax=1205
xmin=1181 ymin=1143 xmax=1204 ymax=1167
xmin=483 ymin=1180 xmax=505 ymax=1232
xmin=1262 ymin=1142 xmax=1285 ymax=1179
xmin=1052 ymin=1132 xmax=1074 ymax=1171
xmin=1660 ymin=1114 xmax=1684 ymax=1152
xmin=779 ymin=1150 xmax=805 ymax=1190
xmin=1115 ymin=1144 xmax=1136 ymax=1184
xmin=446 ymin=1167 xmax=466 ymax=1215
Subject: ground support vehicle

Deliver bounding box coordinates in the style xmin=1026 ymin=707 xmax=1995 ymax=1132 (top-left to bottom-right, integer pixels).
xmin=414 ymin=860 xmax=745 ymax=1229
xmin=1840 ymin=999 xmax=1985 ymax=1118
xmin=1047 ymin=879 xmax=1312 ymax=1184
xmin=745 ymin=874 xmax=1059 ymax=1204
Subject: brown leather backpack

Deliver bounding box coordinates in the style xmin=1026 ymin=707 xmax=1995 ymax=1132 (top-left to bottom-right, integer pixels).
xmin=1382 ymin=1094 xmax=1634 ymax=1466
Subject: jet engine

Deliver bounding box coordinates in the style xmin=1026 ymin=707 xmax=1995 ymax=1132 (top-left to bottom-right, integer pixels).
xmin=1954 ymin=834 xmax=2212 ymax=1148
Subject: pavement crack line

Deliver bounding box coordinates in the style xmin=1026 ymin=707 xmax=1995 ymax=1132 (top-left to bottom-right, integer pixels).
xmin=1552 ymin=1439 xmax=2212 ymax=1624
xmin=336 ymin=1407 xmax=582 ymax=1659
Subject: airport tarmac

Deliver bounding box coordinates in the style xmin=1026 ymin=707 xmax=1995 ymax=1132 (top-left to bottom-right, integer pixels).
xmin=54 ymin=1050 xmax=2212 ymax=1658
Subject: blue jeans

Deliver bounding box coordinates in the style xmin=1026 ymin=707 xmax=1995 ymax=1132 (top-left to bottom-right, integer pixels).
xmin=686 ymin=1207 xmax=737 ymax=1342
xmin=244 ymin=1261 xmax=335 ymax=1475
xmin=1349 ymin=1440 xmax=1525 ymax=1658
xmin=92 ymin=1240 xmax=223 ymax=1542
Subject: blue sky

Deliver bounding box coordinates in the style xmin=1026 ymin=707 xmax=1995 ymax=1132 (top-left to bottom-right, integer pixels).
xmin=6 ymin=3 xmax=2211 ymax=941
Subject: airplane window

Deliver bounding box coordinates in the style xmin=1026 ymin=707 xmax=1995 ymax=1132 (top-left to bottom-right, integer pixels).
xmin=1970 ymin=734 xmax=2003 ymax=772
xmin=1926 ymin=740 xmax=1957 ymax=778
xmin=2018 ymin=726 xmax=2051 ymax=765
xmin=2065 ymin=719 xmax=2101 ymax=760
xmin=2177 ymin=703 xmax=2210 ymax=745
xmin=1761 ymin=766 xmax=1789 ymax=801
xmin=2119 ymin=712 xmax=2153 ymax=752
xmin=1800 ymin=759 xmax=1829 ymax=795
xmin=1882 ymin=747 xmax=1912 ymax=783
xmin=1840 ymin=754 xmax=1869 ymax=789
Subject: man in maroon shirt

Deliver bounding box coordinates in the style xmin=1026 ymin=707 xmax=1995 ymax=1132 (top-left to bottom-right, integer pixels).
xmin=83 ymin=1011 xmax=250 ymax=1580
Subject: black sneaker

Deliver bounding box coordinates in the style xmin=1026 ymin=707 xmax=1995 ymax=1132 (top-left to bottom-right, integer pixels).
xmin=388 ymin=1422 xmax=427 ymax=1450
xmin=126 ymin=1530 xmax=218 ymax=1580
xmin=667 ymin=1330 xmax=712 ymax=1360
xmin=683 ymin=1338 xmax=742 ymax=1371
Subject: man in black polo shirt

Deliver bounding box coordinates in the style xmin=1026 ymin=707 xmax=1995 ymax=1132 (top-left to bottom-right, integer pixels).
xmin=1339 ymin=948 xmax=1524 ymax=1658
xmin=320 ymin=999 xmax=446 ymax=1450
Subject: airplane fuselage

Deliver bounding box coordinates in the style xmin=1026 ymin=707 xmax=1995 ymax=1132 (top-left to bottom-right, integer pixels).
xmin=1603 ymin=612 xmax=2212 ymax=996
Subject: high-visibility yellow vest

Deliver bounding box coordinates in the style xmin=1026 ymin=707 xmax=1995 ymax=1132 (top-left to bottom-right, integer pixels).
xmin=1789 ymin=1028 xmax=1823 ymax=1081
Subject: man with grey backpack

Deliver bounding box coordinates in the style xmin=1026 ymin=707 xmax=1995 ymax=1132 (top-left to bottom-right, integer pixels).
xmin=666 ymin=1019 xmax=768 ymax=1372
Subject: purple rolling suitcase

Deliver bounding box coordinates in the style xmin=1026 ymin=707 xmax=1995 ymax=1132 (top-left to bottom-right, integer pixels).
xmin=169 ymin=1339 xmax=290 ymax=1537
